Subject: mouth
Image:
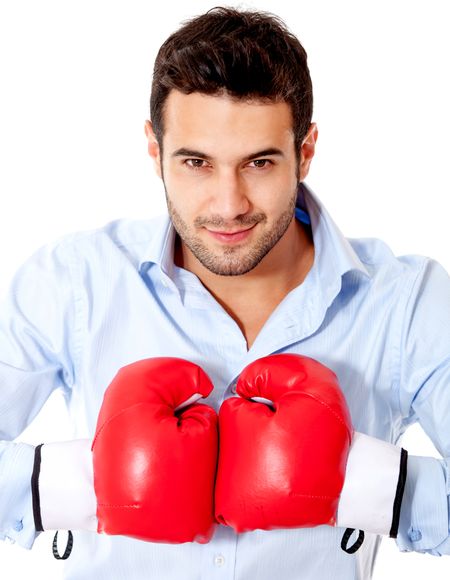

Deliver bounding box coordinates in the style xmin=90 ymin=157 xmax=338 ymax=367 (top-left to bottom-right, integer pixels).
xmin=205 ymin=223 xmax=257 ymax=243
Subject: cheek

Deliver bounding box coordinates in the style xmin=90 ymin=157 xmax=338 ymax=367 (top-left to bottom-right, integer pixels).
xmin=168 ymin=190 xmax=211 ymax=223
xmin=167 ymin=195 xmax=201 ymax=229
xmin=164 ymin=167 xmax=204 ymax=208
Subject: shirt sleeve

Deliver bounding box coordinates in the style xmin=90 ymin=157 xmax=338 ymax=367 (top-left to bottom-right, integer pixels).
xmin=0 ymin=238 xmax=77 ymax=548
xmin=396 ymin=257 xmax=450 ymax=555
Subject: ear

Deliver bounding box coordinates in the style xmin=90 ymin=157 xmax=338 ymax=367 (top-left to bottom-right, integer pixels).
xmin=144 ymin=120 xmax=162 ymax=179
xmin=299 ymin=123 xmax=318 ymax=181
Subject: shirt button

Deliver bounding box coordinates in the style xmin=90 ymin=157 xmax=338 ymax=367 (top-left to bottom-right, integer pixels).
xmin=214 ymin=554 xmax=225 ymax=567
xmin=230 ymin=380 xmax=237 ymax=393
xmin=13 ymin=521 xmax=23 ymax=532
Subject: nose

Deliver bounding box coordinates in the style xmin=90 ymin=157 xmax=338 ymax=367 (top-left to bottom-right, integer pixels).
xmin=208 ymin=169 xmax=251 ymax=221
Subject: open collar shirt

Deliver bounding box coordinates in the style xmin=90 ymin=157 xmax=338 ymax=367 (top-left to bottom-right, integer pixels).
xmin=1 ymin=182 xmax=449 ymax=579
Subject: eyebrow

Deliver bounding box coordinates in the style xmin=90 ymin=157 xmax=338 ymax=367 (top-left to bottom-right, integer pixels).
xmin=171 ymin=147 xmax=285 ymax=162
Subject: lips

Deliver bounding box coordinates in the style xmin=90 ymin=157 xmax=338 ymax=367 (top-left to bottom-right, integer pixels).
xmin=206 ymin=224 xmax=257 ymax=243
xmin=208 ymin=225 xmax=255 ymax=235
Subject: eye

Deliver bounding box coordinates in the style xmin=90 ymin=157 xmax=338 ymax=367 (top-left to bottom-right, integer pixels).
xmin=184 ymin=159 xmax=209 ymax=170
xmin=249 ymin=159 xmax=273 ymax=169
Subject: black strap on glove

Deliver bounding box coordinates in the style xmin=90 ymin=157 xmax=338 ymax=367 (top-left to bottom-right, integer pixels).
xmin=389 ymin=448 xmax=408 ymax=539
xmin=31 ymin=444 xmax=44 ymax=532
xmin=341 ymin=528 xmax=365 ymax=553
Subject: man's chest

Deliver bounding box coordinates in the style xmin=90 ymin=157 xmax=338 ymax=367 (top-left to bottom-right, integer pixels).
xmin=75 ymin=274 xmax=403 ymax=442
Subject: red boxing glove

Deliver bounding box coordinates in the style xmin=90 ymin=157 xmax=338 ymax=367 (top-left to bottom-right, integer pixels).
xmin=92 ymin=357 xmax=218 ymax=544
xmin=215 ymin=353 xmax=353 ymax=532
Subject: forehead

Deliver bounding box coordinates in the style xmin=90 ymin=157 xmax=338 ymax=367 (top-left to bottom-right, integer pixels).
xmin=161 ymin=90 xmax=294 ymax=154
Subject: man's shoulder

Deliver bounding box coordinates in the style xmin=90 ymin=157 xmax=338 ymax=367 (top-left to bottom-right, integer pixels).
xmin=347 ymin=235 xmax=434 ymax=282
xmin=44 ymin=214 xmax=169 ymax=268
xmin=69 ymin=214 xmax=165 ymax=245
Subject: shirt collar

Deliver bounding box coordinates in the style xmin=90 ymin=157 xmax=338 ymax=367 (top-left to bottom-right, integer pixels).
xmin=139 ymin=182 xmax=371 ymax=282
xmin=138 ymin=211 xmax=177 ymax=279
xmin=298 ymin=182 xmax=371 ymax=281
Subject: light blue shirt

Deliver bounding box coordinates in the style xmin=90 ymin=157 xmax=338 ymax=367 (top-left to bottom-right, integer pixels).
xmin=1 ymin=182 xmax=449 ymax=579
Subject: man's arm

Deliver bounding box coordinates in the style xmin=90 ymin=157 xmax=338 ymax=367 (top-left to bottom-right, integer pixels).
xmin=0 ymin=239 xmax=76 ymax=548
xmin=395 ymin=257 xmax=450 ymax=555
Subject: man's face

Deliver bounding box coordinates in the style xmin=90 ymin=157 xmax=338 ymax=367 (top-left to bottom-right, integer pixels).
xmin=146 ymin=90 xmax=313 ymax=276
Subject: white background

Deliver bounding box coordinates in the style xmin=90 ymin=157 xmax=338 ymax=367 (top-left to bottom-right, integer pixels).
xmin=0 ymin=0 xmax=449 ymax=578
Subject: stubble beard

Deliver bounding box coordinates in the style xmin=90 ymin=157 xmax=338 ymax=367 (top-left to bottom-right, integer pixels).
xmin=163 ymin=181 xmax=299 ymax=277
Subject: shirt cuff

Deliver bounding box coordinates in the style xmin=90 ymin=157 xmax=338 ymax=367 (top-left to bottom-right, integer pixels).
xmin=0 ymin=442 xmax=39 ymax=549
xmin=396 ymin=455 xmax=449 ymax=554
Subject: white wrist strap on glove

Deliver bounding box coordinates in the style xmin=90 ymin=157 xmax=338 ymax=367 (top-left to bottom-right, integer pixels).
xmin=337 ymin=431 xmax=408 ymax=552
xmin=30 ymin=433 xmax=408 ymax=557
xmin=31 ymin=439 xmax=97 ymax=538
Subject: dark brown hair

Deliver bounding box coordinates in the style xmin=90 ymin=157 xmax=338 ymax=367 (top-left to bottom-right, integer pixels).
xmin=150 ymin=6 xmax=313 ymax=158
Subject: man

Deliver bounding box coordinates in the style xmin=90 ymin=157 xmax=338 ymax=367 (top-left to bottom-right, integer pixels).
xmin=0 ymin=6 xmax=449 ymax=579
